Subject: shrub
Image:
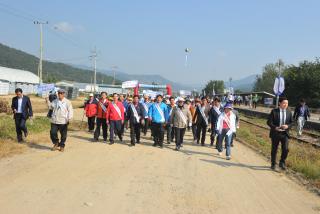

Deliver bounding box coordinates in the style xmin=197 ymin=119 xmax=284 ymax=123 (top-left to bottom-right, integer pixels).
xmin=0 ymin=99 xmax=11 ymax=114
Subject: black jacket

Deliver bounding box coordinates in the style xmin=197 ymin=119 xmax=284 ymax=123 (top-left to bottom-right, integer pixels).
xmin=293 ymin=104 xmax=310 ymax=121
xmin=267 ymin=108 xmax=293 ymax=138
xmin=194 ymin=104 xmax=210 ymax=125
xmin=209 ymin=106 xmax=223 ymax=128
xmin=126 ymin=103 xmax=145 ymax=124
xmin=11 ymin=96 xmax=33 ymax=119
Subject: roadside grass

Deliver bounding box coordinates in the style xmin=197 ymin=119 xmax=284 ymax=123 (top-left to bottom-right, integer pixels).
xmin=237 ymin=122 xmax=320 ymax=188
xmin=0 ymin=115 xmax=51 ymax=158
xmin=0 ymin=115 xmax=50 ymax=139
xmin=0 ymin=114 xmax=86 ymax=158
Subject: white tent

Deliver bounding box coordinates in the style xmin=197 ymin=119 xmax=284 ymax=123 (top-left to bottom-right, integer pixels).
xmin=0 ymin=66 xmax=39 ymax=94
xmin=0 ymin=66 xmax=39 ymax=84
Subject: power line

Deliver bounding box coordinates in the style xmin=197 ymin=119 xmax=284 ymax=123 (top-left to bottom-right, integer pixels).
xmin=46 ymin=27 xmax=91 ymax=52
xmin=0 ymin=2 xmax=50 ymax=23
xmin=47 ymin=56 xmax=90 ymax=63
xmin=0 ymin=2 xmax=92 ymax=53
xmin=0 ymin=1 xmax=107 ymax=83
xmin=0 ymin=4 xmax=34 ymax=22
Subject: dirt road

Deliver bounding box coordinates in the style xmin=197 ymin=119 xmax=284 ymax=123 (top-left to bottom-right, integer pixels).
xmin=0 ymin=130 xmax=319 ymax=214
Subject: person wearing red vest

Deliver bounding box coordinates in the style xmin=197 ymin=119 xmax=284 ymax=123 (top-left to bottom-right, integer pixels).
xmin=107 ymin=93 xmax=125 ymax=144
xmin=94 ymin=92 xmax=109 ymax=142
xmin=84 ymin=93 xmax=98 ymax=132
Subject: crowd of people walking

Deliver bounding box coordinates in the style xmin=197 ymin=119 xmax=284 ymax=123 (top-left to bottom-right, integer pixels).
xmin=10 ymin=87 xmax=312 ymax=169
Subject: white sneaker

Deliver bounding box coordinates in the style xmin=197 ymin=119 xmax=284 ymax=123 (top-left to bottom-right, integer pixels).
xmin=226 ymin=156 xmax=231 ymax=160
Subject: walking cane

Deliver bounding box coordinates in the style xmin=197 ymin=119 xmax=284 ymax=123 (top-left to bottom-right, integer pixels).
xmin=79 ymin=113 xmax=85 ymax=130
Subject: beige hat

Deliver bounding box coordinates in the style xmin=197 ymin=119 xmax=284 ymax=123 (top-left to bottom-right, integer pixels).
xmin=178 ymin=97 xmax=185 ymax=102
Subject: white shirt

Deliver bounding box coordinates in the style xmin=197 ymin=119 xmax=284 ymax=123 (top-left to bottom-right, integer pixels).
xmin=17 ymin=96 xmax=23 ymax=113
xmin=279 ymin=108 xmax=286 ymax=126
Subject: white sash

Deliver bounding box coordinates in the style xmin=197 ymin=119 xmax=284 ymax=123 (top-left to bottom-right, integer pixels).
xmin=112 ymin=102 xmax=122 ymax=119
xmin=169 ymin=105 xmax=175 ymax=116
xmin=213 ymin=106 xmax=221 ymax=115
xmin=95 ymin=98 xmax=107 ymax=112
xmin=142 ymin=103 xmax=149 ymax=118
xmin=56 ymin=100 xmax=68 ymax=118
xmin=198 ymin=105 xmax=208 ymax=125
xmin=142 ymin=103 xmax=149 ymax=113
xmin=130 ymin=104 xmax=140 ymax=122
xmin=222 ymin=114 xmax=231 ymax=129
xmin=155 ymin=103 xmax=165 ymax=123
xmin=177 ymin=108 xmax=187 ymax=125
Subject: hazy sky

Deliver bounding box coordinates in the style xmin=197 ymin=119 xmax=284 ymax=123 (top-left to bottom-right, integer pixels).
xmin=1 ymin=0 xmax=320 ymax=85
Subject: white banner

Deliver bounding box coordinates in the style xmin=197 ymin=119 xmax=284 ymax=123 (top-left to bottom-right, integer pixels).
xmin=179 ymin=90 xmax=192 ymax=96
xmin=142 ymin=90 xmax=162 ymax=99
xmin=273 ymin=77 xmax=285 ymax=95
xmin=122 ymin=80 xmax=139 ymax=89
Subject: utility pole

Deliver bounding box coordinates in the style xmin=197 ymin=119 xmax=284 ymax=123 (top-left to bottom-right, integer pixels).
xmin=275 ymin=59 xmax=283 ymax=107
xmin=89 ymin=47 xmax=98 ymax=93
xmin=34 ymin=21 xmax=48 ymax=84
xmin=111 ymin=65 xmax=118 ymax=85
xmin=229 ymin=77 xmax=232 ymax=94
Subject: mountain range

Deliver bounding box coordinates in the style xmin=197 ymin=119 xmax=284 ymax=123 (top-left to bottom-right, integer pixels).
xmin=224 ymin=75 xmax=257 ymax=92
xmin=0 ymin=42 xmax=255 ymax=92
xmin=71 ymin=64 xmax=201 ymax=91
xmin=73 ymin=65 xmax=255 ymax=92
xmin=0 ymin=43 xmax=117 ymax=84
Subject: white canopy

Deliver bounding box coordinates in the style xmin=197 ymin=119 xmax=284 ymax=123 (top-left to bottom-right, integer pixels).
xmin=0 ymin=66 xmax=39 ymax=84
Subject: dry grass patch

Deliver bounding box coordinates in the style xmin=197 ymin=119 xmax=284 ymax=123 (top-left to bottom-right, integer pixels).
xmin=238 ymin=122 xmax=320 ymax=188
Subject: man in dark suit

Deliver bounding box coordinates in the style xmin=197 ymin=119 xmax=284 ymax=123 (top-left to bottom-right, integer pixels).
xmin=193 ymin=96 xmax=210 ymax=146
xmin=209 ymin=97 xmax=223 ymax=147
xmin=267 ymin=97 xmax=293 ymax=170
xmin=11 ymin=88 xmax=33 ymax=143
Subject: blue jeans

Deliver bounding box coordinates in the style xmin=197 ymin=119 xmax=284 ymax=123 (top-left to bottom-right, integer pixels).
xmin=109 ymin=120 xmax=122 ymax=142
xmin=166 ymin=124 xmax=174 ymax=142
xmin=217 ymin=129 xmax=232 ymax=156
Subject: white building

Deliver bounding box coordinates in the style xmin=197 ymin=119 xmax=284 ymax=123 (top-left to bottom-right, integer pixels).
xmin=0 ymin=66 xmax=40 ymax=95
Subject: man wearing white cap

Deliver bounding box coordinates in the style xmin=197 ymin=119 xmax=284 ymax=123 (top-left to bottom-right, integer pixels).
xmin=170 ymin=97 xmax=192 ymax=150
xmin=46 ymin=89 xmax=73 ymax=152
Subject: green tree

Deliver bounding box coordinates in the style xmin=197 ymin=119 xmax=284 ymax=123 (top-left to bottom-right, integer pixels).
xmin=253 ymin=60 xmax=284 ymax=92
xmin=203 ymin=80 xmax=225 ymax=96
xmin=283 ymin=59 xmax=320 ymax=107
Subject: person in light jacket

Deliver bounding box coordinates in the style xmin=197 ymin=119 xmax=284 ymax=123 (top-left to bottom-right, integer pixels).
xmin=170 ymin=97 xmax=192 ymax=150
xmin=46 ymin=89 xmax=73 ymax=152
xmin=148 ymin=94 xmax=169 ymax=148
xmin=216 ymin=103 xmax=236 ymax=160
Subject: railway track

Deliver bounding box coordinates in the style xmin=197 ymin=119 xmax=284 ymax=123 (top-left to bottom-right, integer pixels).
xmin=240 ymin=118 xmax=320 ymax=149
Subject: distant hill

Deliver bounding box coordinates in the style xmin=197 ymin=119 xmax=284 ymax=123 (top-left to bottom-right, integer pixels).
xmin=72 ymin=64 xmax=198 ymax=91
xmin=225 ymin=74 xmax=257 ymax=92
xmin=0 ymin=43 xmax=118 ymax=84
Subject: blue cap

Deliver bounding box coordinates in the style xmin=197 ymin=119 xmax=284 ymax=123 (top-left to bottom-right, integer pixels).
xmin=224 ymin=102 xmax=233 ymax=109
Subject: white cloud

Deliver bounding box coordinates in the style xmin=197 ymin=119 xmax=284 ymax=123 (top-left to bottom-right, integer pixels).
xmin=53 ymin=22 xmax=84 ymax=33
